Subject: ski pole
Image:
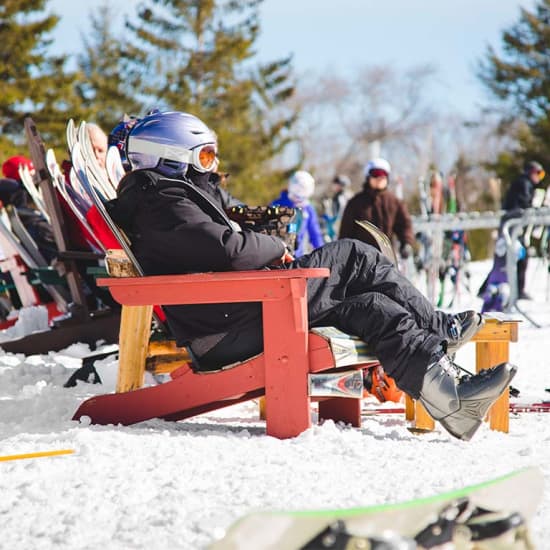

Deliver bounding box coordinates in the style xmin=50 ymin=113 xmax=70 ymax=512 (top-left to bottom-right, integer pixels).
xmin=0 ymin=449 xmax=74 ymax=462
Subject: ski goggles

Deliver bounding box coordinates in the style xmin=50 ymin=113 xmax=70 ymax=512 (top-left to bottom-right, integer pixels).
xmin=128 ymin=137 xmax=218 ymax=173
xmin=368 ymin=168 xmax=388 ymax=178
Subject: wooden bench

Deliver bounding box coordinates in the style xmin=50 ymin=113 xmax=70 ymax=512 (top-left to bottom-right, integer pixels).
xmin=406 ymin=316 xmax=520 ymax=433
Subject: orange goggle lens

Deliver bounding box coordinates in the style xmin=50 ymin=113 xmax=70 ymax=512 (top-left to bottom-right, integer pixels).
xmin=197 ymin=145 xmax=217 ymax=171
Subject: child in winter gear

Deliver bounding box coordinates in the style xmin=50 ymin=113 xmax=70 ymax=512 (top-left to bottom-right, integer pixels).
xmin=270 ymin=170 xmax=324 ymax=257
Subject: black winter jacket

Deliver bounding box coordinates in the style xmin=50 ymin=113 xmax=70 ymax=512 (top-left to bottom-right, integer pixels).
xmin=502 ymin=173 xmax=535 ymax=211
xmin=110 ymin=169 xmax=285 ymax=353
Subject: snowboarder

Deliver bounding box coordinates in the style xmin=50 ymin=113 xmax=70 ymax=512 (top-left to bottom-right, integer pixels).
xmin=109 ymin=110 xmax=516 ymax=441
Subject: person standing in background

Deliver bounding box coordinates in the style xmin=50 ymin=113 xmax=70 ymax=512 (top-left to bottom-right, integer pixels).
xmin=321 ymin=174 xmax=353 ymax=242
xmin=339 ymin=158 xmax=414 ymax=260
xmin=501 ymin=160 xmax=545 ymax=300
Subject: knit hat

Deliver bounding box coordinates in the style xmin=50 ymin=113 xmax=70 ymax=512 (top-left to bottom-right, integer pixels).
xmin=2 ymin=156 xmax=34 ymax=181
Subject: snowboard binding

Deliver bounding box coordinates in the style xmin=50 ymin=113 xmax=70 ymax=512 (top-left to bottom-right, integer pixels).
xmin=299 ymin=497 xmax=534 ymax=550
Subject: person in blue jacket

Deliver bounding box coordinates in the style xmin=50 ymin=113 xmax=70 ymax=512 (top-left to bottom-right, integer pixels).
xmin=270 ymin=170 xmax=324 ymax=257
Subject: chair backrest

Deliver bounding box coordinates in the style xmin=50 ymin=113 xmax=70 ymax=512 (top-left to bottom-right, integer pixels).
xmin=24 ymin=117 xmax=89 ymax=315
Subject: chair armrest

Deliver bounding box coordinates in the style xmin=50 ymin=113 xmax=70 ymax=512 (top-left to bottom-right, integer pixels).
xmin=97 ymin=268 xmax=329 ymax=306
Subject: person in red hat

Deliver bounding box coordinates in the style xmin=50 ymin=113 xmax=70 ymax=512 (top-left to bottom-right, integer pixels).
xmin=1 ymin=155 xmax=34 ymax=182
xmin=0 ymin=155 xmax=57 ymax=262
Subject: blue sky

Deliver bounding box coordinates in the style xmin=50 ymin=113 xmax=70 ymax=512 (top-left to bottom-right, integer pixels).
xmin=48 ymin=0 xmax=538 ymax=115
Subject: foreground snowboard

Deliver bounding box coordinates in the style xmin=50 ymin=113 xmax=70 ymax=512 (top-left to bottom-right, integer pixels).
xmin=210 ymin=467 xmax=542 ymax=549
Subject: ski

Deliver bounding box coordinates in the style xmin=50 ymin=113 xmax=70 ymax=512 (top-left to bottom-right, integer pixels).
xmin=45 ymin=148 xmax=103 ymax=251
xmin=105 ymin=145 xmax=125 ymax=189
xmin=361 ymin=401 xmax=550 ymax=415
xmin=17 ymin=163 xmax=50 ymax=223
xmin=77 ymin=121 xmax=116 ymax=200
xmin=66 ymin=118 xmax=77 ymax=155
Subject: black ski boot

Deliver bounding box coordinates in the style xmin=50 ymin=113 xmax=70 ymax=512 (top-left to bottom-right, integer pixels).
xmin=446 ymin=310 xmax=484 ymax=355
xmin=419 ymin=355 xmax=517 ymax=441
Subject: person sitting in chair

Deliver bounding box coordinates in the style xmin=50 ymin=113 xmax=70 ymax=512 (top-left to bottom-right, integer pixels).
xmin=109 ymin=110 xmax=516 ymax=442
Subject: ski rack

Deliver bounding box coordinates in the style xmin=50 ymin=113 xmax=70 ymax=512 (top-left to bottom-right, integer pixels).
xmin=412 ymin=207 xmax=550 ymax=317
xmin=502 ymin=208 xmax=550 ymax=326
xmin=412 ymin=210 xmax=505 ymax=233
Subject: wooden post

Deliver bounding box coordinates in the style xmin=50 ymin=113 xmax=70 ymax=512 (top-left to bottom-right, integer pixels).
xmin=405 ymin=395 xmax=415 ymax=421
xmin=475 ymin=341 xmax=510 ymax=432
xmin=116 ymin=304 xmax=153 ymax=393
xmin=413 ymin=400 xmax=435 ymax=431
xmin=472 ymin=318 xmax=519 ymax=433
xmin=258 ymin=397 xmax=267 ymax=420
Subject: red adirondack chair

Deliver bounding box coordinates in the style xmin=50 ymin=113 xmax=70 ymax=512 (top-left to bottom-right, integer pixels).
xmin=73 ymin=268 xmax=381 ymax=439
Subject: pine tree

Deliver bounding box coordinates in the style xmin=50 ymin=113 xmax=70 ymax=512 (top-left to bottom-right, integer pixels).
xmin=478 ymin=0 xmax=550 ymax=181
xmin=74 ymin=7 xmax=145 ymax=133
xmin=0 ymin=0 xmax=78 ymax=153
xmin=125 ymin=0 xmax=298 ymax=204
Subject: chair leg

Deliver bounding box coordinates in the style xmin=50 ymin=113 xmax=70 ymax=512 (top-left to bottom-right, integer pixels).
xmin=116 ymin=304 xmax=153 ymax=392
xmin=318 ymin=398 xmax=362 ymax=427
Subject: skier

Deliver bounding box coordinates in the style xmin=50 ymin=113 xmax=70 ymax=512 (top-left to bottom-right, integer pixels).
xmin=321 ymin=174 xmax=353 ymax=242
xmin=109 ymin=110 xmax=516 ymax=441
xmin=502 ymin=160 xmax=545 ymax=300
xmin=339 ymin=158 xmax=415 ymax=261
xmin=270 ymin=170 xmax=324 ymax=257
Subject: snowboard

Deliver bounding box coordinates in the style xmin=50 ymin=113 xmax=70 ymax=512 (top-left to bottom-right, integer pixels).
xmin=355 ymin=219 xmax=399 ymax=266
xmin=209 ymin=467 xmax=543 ymax=550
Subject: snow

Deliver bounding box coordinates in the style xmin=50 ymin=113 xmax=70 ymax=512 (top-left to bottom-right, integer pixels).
xmin=1 ymin=259 xmax=549 ymax=549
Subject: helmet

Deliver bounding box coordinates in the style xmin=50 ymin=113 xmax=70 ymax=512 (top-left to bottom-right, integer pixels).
xmin=524 ymin=160 xmax=543 ymax=173
xmin=364 ymin=157 xmax=391 ymax=178
xmin=288 ymin=170 xmax=315 ymax=206
xmin=2 ymin=155 xmax=34 ymax=181
xmin=524 ymin=160 xmax=544 ymax=180
xmin=332 ymin=174 xmax=351 ymax=187
xmin=126 ymin=111 xmax=217 ymax=177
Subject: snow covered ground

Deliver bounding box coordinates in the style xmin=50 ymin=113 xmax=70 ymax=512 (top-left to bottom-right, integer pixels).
xmin=1 ymin=259 xmax=549 ymax=549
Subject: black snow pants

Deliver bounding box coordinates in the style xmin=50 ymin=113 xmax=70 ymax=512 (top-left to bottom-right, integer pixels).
xmin=197 ymin=239 xmax=450 ymax=398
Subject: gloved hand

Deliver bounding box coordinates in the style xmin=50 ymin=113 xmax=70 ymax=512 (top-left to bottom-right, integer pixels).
xmin=270 ymin=248 xmax=295 ymax=266
xmin=400 ymin=243 xmax=414 ymax=260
